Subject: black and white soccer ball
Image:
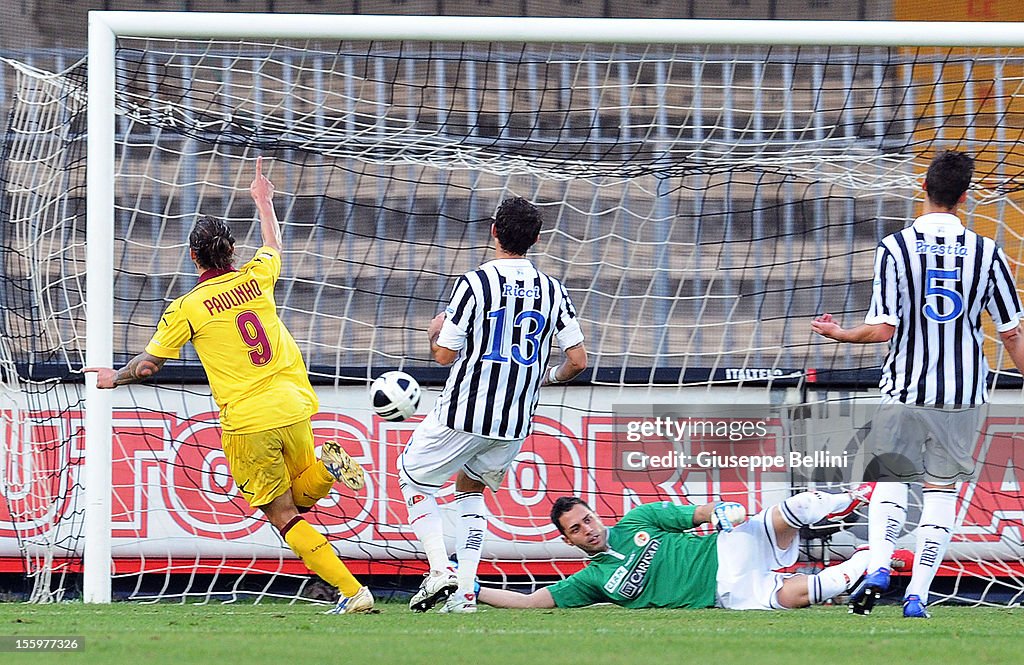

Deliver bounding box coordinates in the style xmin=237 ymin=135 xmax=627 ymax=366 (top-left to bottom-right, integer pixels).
xmin=369 ymin=371 xmax=421 ymax=421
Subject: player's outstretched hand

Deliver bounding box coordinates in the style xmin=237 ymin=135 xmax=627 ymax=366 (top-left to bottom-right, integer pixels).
xmin=83 ymin=367 xmax=117 ymax=389
xmin=249 ymin=156 xmax=274 ymax=206
xmin=710 ymin=501 xmax=747 ymax=532
xmin=811 ymin=313 xmax=842 ymax=340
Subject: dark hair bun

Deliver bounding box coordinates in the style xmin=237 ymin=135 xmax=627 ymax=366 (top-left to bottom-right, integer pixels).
xmin=189 ymin=216 xmax=235 ymax=270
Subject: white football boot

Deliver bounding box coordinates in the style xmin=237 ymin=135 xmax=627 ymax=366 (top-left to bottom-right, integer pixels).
xmin=409 ymin=567 xmax=458 ymax=612
xmin=439 ymin=591 xmax=478 ymax=614
xmin=326 ymin=586 xmax=375 ymax=615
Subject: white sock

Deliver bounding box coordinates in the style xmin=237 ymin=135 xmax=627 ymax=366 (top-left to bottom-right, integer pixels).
xmin=806 ymin=549 xmax=871 ymax=604
xmin=905 ymin=487 xmax=957 ymax=602
xmin=454 ymin=491 xmax=487 ymax=596
xmin=778 ymin=490 xmax=852 ymax=527
xmin=400 ymin=476 xmax=449 ymax=573
xmin=866 ymin=482 xmax=908 ymax=572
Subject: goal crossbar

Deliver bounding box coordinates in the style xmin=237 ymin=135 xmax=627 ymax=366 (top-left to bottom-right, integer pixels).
xmin=90 ymin=12 xmax=1024 ymax=47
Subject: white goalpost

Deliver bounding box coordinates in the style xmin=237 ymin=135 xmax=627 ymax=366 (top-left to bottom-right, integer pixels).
xmin=2 ymin=11 xmax=1022 ymax=605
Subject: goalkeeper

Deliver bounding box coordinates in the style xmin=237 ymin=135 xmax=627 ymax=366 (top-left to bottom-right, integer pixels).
xmin=479 ymin=487 xmax=877 ymax=610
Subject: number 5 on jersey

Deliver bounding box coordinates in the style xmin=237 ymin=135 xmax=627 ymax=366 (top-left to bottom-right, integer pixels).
xmin=923 ymin=268 xmax=963 ymax=323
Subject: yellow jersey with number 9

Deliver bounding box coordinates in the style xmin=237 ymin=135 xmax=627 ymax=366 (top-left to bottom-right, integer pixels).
xmin=145 ymin=246 xmax=318 ymax=434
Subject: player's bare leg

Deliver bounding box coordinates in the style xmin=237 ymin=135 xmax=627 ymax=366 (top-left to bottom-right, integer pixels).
xmin=775 ymin=548 xmax=915 ymax=609
xmin=776 ymin=551 xmax=867 ymax=608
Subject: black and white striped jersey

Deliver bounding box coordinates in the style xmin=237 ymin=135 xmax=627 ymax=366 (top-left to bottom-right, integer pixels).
xmin=433 ymin=258 xmax=584 ymax=439
xmin=866 ymin=213 xmax=1023 ymax=406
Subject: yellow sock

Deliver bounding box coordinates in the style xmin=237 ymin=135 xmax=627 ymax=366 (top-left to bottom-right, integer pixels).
xmin=283 ymin=517 xmax=362 ymax=597
xmin=291 ymin=462 xmax=335 ymax=509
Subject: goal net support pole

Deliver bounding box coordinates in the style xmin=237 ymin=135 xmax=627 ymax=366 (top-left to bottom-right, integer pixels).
xmin=83 ymin=12 xmax=116 ymax=606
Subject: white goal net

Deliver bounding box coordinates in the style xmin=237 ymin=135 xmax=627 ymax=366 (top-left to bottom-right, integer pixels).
xmin=2 ymin=15 xmax=1023 ymax=605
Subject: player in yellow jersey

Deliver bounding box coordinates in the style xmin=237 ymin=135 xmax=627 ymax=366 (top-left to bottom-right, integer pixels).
xmin=85 ymin=157 xmax=375 ymax=614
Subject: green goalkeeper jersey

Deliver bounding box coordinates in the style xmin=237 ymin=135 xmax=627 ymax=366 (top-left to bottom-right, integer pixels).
xmin=547 ymin=502 xmax=719 ymax=609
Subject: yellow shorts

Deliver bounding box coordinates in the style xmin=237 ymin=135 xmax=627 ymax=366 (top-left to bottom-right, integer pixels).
xmin=221 ymin=419 xmax=315 ymax=507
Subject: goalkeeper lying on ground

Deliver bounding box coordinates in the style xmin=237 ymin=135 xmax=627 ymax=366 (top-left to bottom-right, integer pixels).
xmin=479 ymin=487 xmax=882 ymax=610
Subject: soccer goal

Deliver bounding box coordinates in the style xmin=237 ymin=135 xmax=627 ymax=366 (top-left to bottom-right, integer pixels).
xmin=2 ymin=12 xmax=1023 ymax=605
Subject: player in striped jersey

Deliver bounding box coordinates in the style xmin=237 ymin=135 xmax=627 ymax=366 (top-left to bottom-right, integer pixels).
xmin=812 ymin=150 xmax=1024 ymax=618
xmin=399 ymin=197 xmax=588 ymax=613
xmin=85 ymin=158 xmax=375 ymax=614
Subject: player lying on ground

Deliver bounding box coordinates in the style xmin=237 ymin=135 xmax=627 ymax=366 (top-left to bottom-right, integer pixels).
xmin=85 ymin=157 xmax=375 ymax=614
xmin=478 ymin=487 xmax=884 ymax=610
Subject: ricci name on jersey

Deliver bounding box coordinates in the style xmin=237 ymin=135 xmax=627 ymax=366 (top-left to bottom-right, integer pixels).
xmin=502 ymin=283 xmax=541 ymax=298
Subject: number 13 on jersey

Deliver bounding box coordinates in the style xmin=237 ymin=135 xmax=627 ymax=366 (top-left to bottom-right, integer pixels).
xmin=481 ymin=307 xmax=547 ymax=365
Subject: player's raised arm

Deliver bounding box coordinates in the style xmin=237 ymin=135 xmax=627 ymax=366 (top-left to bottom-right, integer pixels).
xmin=814 ymin=242 xmax=897 ymax=344
xmin=84 ymin=352 xmax=167 ymax=389
xmin=249 ymin=156 xmax=282 ymax=252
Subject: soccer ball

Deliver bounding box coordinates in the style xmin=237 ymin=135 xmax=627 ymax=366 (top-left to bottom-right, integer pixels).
xmin=369 ymin=371 xmax=421 ymax=421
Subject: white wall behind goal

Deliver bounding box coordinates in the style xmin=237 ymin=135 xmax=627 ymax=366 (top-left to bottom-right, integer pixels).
xmin=2 ymin=384 xmax=1020 ymax=565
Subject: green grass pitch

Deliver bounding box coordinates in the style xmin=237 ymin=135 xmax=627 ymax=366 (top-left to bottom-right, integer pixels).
xmin=0 ymin=602 xmax=1019 ymax=665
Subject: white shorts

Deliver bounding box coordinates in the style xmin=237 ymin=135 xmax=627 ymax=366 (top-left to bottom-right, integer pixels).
xmin=398 ymin=410 xmax=524 ymax=493
xmin=714 ymin=507 xmax=799 ymax=610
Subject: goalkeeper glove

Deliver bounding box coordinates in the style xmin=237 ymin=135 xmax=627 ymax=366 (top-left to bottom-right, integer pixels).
xmin=710 ymin=501 xmax=747 ymax=533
